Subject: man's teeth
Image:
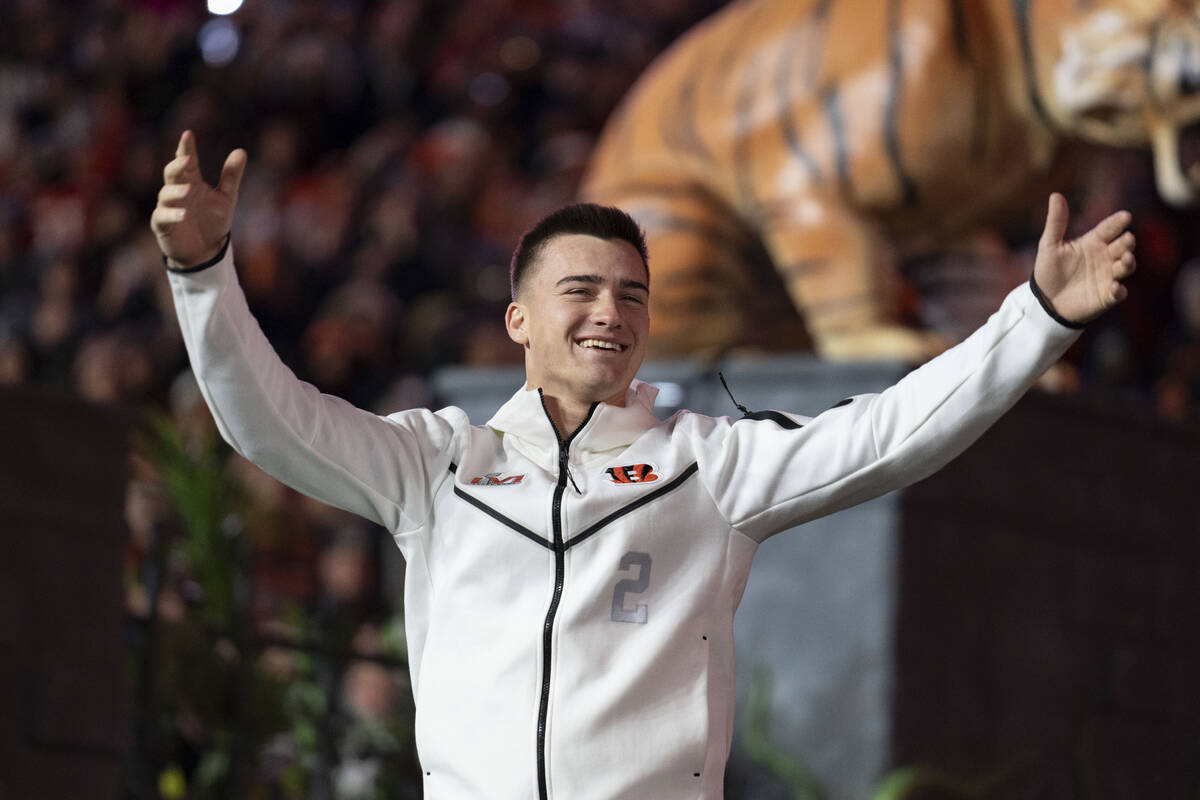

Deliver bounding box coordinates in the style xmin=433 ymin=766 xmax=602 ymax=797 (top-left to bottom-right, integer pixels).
xmin=579 ymin=339 xmax=624 ymax=351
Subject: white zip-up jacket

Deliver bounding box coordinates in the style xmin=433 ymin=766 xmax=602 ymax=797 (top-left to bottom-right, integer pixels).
xmin=168 ymin=246 xmax=1080 ymax=799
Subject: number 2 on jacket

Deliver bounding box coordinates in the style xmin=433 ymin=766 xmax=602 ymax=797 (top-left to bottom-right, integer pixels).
xmin=611 ymin=551 xmax=651 ymax=623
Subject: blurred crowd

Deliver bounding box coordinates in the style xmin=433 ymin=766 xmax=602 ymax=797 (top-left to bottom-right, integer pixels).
xmin=2 ymin=0 xmax=1199 ymax=792
xmin=2 ymin=0 xmax=1199 ymax=420
xmin=0 ymin=0 xmax=726 ymax=415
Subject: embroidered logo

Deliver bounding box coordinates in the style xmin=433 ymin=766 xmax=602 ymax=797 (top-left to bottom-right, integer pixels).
xmin=605 ymin=464 xmax=659 ymax=484
xmin=469 ymin=472 xmax=525 ymax=486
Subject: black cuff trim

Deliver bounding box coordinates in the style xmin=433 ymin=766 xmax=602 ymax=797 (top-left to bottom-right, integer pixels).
xmin=1028 ymin=273 xmax=1087 ymax=330
xmin=163 ymin=233 xmax=230 ymax=274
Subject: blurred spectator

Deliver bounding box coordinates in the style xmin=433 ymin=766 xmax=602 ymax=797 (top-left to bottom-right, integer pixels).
xmin=73 ymin=325 xmax=154 ymax=403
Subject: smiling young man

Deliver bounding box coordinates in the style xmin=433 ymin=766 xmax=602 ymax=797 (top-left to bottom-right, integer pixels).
xmin=505 ymin=210 xmax=651 ymax=438
xmin=154 ymin=131 xmax=1136 ymax=799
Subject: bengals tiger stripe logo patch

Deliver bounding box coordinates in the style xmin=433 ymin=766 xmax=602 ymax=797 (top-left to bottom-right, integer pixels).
xmin=605 ymin=464 xmax=659 ymax=484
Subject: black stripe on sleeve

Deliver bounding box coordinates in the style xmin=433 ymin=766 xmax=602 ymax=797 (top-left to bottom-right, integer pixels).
xmin=737 ymin=410 xmax=805 ymax=429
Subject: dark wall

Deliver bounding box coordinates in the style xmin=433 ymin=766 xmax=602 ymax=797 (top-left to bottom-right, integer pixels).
xmin=0 ymin=385 xmax=131 ymax=800
xmin=895 ymin=391 xmax=1200 ymax=799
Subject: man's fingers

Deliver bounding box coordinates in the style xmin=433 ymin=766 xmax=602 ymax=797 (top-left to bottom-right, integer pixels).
xmin=1107 ymin=231 xmax=1135 ymax=257
xmin=167 ymin=132 xmax=205 ymax=184
xmin=150 ymin=205 xmax=186 ymax=233
xmin=176 ymin=129 xmax=199 ymax=161
xmin=218 ymin=148 xmax=248 ymax=202
xmin=1040 ymin=192 xmax=1069 ymax=246
xmin=1093 ymin=209 xmax=1132 ymax=243
xmin=163 ymin=155 xmax=198 ymax=185
xmin=1114 ymin=251 xmax=1136 ymax=278
xmin=157 ymin=182 xmax=192 ymax=207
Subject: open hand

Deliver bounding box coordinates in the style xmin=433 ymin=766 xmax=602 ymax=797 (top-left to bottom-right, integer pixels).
xmin=151 ymin=130 xmax=247 ymax=268
xmin=1032 ymin=192 xmax=1136 ymax=325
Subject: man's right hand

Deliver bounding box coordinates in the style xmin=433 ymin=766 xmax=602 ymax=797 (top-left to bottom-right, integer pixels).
xmin=151 ymin=130 xmax=247 ymax=269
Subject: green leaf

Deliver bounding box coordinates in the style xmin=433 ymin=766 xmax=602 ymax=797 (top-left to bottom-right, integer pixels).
xmin=742 ymin=667 xmax=825 ymax=800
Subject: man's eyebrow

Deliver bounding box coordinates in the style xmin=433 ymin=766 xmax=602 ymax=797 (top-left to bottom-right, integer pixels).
xmin=554 ymin=274 xmax=649 ymax=293
xmin=555 ymin=274 xmax=604 ymax=287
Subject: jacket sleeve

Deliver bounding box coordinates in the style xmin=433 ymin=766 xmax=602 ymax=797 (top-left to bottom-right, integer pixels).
xmin=167 ymin=246 xmax=456 ymax=533
xmin=691 ymin=281 xmax=1082 ymax=542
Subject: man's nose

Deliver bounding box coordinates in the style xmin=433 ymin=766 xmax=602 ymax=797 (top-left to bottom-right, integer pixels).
xmin=591 ymin=293 xmax=623 ymax=327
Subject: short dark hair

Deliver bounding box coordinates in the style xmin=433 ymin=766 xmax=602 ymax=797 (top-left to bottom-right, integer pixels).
xmin=509 ymin=203 xmax=649 ymax=299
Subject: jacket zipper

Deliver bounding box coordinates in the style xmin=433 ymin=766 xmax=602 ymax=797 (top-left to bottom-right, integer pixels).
xmin=535 ymin=391 xmax=598 ymax=800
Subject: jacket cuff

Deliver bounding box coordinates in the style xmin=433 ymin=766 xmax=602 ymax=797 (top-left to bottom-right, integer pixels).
xmin=1028 ymin=273 xmax=1087 ymax=330
xmin=163 ymin=233 xmax=231 ymax=274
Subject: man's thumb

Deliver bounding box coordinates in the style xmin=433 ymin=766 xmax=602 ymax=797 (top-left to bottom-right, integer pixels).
xmin=1040 ymin=192 xmax=1069 ymax=246
xmin=218 ymin=148 xmax=248 ymax=203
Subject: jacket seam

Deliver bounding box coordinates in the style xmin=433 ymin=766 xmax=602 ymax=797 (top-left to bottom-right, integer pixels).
xmin=408 ymin=434 xmax=461 ymax=530
xmin=212 ymin=270 xmax=422 ymax=530
xmin=220 ymin=272 xmax=319 ymax=454
xmin=692 ymin=448 xmax=748 ymax=538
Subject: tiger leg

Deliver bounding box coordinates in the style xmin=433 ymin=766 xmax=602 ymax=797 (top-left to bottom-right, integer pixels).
xmin=759 ymin=195 xmax=947 ymax=362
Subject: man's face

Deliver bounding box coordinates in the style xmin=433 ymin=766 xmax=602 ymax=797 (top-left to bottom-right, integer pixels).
xmin=505 ymin=234 xmax=650 ymax=407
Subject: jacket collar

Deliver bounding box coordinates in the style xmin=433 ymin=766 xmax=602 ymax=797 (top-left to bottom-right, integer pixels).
xmin=487 ymin=379 xmax=661 ymax=457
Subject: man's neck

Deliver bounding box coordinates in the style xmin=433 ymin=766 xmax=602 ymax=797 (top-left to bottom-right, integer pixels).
xmin=539 ymin=393 xmax=597 ymax=441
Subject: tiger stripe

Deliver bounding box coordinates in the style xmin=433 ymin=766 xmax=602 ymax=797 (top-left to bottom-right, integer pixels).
xmin=822 ymin=86 xmax=853 ymax=199
xmin=729 ymin=0 xmax=773 ymax=210
xmin=949 ymin=0 xmax=969 ymax=58
xmin=772 ymin=1 xmax=827 ymax=184
xmin=1013 ymin=0 xmax=1058 ymax=130
xmin=886 ymin=0 xmax=918 ymax=206
xmin=963 ymin=5 xmax=991 ymax=162
xmin=661 ymin=45 xmax=716 ymax=164
xmin=1146 ymin=18 xmax=1168 ymax=111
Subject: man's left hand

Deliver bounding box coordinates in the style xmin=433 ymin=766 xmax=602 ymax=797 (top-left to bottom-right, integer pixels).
xmin=1033 ymin=192 xmax=1137 ymax=325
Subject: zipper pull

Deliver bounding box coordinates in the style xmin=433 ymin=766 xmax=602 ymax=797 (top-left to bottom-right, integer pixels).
xmin=719 ymin=371 xmax=750 ymax=416
xmin=559 ymin=447 xmax=582 ymax=494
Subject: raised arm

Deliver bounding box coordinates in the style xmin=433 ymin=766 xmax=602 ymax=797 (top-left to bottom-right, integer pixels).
xmin=151 ymin=130 xmax=246 ymax=269
xmin=696 ymin=195 xmax=1136 ymax=542
xmin=152 ymin=132 xmax=456 ymax=533
xmin=1031 ymin=192 xmax=1136 ymax=325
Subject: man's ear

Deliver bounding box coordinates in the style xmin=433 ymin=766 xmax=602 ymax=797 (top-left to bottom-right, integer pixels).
xmin=505 ymin=302 xmax=530 ymax=347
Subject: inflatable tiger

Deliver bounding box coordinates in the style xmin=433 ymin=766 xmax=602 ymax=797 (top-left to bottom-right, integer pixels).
xmin=582 ymin=0 xmax=1200 ymax=360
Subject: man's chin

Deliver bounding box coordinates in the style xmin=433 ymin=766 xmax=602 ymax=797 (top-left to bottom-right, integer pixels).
xmin=594 ymin=376 xmax=636 ymax=406
xmin=574 ymin=374 xmax=631 ymax=406
xmin=542 ymin=359 xmax=638 ymax=405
